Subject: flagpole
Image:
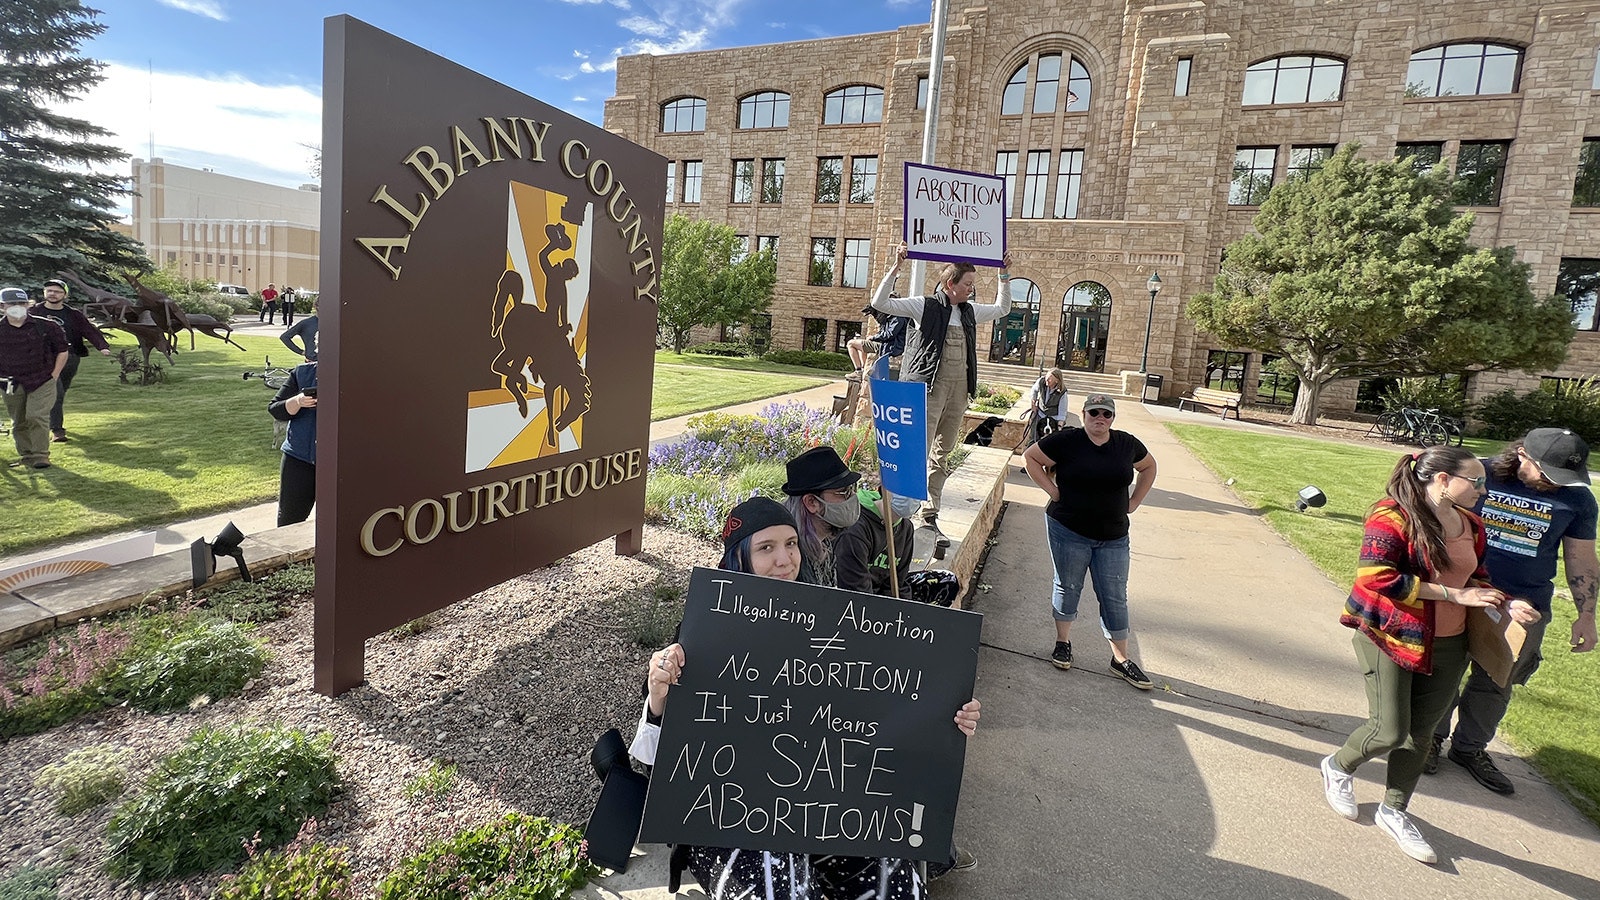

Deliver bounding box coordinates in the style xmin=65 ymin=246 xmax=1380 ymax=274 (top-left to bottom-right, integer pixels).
xmin=907 ymin=0 xmax=950 ymax=294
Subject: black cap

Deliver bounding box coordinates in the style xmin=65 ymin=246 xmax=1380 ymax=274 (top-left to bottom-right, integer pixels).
xmin=1524 ymin=428 xmax=1591 ymax=486
xmin=42 ymin=279 xmax=68 ymax=293
xmin=721 ymin=497 xmax=796 ymax=549
xmin=781 ymin=446 xmax=861 ymax=496
xmin=0 ymin=287 xmax=29 ymax=305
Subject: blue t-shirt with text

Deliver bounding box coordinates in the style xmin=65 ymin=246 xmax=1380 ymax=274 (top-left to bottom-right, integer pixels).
xmin=1473 ymin=464 xmax=1598 ymax=612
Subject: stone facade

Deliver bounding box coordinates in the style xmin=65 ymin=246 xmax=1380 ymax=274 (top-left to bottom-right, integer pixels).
xmin=605 ymin=0 xmax=1600 ymax=412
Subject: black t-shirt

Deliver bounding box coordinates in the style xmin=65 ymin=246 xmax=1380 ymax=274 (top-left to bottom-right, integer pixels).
xmin=1038 ymin=427 xmax=1149 ymax=540
xmin=33 ymin=306 xmax=80 ymax=353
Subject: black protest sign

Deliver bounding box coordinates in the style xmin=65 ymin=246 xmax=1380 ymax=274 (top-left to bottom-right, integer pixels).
xmin=639 ymin=567 xmax=981 ymax=862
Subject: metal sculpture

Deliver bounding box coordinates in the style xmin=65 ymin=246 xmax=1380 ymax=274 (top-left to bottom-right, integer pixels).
xmin=56 ymin=270 xmax=246 ymax=368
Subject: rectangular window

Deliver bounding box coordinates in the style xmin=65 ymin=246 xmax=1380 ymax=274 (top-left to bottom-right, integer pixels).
xmin=1454 ymin=141 xmax=1509 ymax=206
xmin=1205 ymin=350 xmax=1248 ymax=393
xmin=1229 ymin=147 xmax=1276 ymax=205
xmin=192 ymin=252 xmax=200 ymax=264
xmin=835 ymin=320 xmax=863 ymax=353
xmin=749 ymin=313 xmax=773 ymax=351
xmin=761 ymin=159 xmax=785 ymax=203
xmin=733 ymin=235 xmax=750 ymax=262
xmin=849 ymin=156 xmax=878 ymax=204
xmin=230 ymin=255 xmax=239 ymax=267
xmin=1287 ymin=144 xmax=1335 ymax=181
xmin=731 ymin=158 xmax=755 ymax=203
xmin=1053 ymin=149 xmax=1084 ymax=219
xmin=916 ymin=75 xmax=929 ymax=110
xmin=1255 ymin=355 xmax=1298 ymax=406
xmin=757 ymin=234 xmax=780 ymax=263
xmin=1020 ymin=150 xmax=1050 ymax=219
xmin=205 ymin=252 xmax=213 ymax=265
xmin=666 ymin=161 xmax=676 ymax=202
xmin=682 ymin=161 xmax=703 ymax=203
xmin=842 ymin=238 xmax=871 ymax=288
xmin=1575 ymin=139 xmax=1600 ymax=208
xmin=815 ymin=157 xmax=842 ymax=204
xmin=1395 ymin=142 xmax=1443 ymax=175
xmin=995 ymin=151 xmax=1019 ymax=215
xmin=1558 ymin=257 xmax=1600 ymax=331
xmin=165 ymin=250 xmax=176 ymax=265
xmin=1175 ymin=57 xmax=1192 ymax=97
xmin=803 ymin=317 xmax=828 ymax=352
xmin=1355 ymin=377 xmax=1397 ymax=414
xmin=810 ymin=237 xmax=836 ymax=286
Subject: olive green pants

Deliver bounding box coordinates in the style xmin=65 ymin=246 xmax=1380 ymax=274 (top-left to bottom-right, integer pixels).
xmin=1333 ymin=631 xmax=1468 ymax=810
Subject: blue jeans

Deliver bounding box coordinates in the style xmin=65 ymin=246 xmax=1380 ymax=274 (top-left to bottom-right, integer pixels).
xmin=1046 ymin=516 xmax=1131 ymax=640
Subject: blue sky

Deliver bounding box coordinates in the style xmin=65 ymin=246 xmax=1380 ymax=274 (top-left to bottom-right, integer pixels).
xmin=66 ymin=0 xmax=926 ymax=202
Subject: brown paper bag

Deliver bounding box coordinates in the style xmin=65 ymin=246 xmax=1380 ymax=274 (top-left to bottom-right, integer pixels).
xmin=1465 ymin=606 xmax=1524 ymax=689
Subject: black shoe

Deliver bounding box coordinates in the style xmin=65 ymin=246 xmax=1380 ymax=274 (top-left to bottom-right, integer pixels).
xmin=51 ymin=430 xmax=68 ymax=443
xmin=1422 ymin=735 xmax=1443 ymax=775
xmin=928 ymin=846 xmax=976 ymax=880
xmin=1051 ymin=641 xmax=1073 ymax=670
xmin=1448 ymin=747 xmax=1514 ymax=795
xmin=921 ymin=519 xmax=950 ymax=549
xmin=1110 ymin=657 xmax=1153 ymax=690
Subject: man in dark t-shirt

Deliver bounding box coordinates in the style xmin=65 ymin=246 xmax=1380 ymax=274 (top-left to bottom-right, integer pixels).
xmin=1022 ymin=393 xmax=1159 ymax=690
xmin=33 ymin=278 xmax=111 ymax=442
xmin=1429 ymin=429 xmax=1598 ymax=795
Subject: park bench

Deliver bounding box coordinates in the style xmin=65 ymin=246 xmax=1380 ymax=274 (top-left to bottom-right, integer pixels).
xmin=1178 ymin=386 xmax=1243 ymax=420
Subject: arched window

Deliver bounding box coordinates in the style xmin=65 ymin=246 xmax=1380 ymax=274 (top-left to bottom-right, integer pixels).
xmin=738 ymin=91 xmax=790 ymax=129
xmin=822 ymin=85 xmax=884 ymax=124
xmin=660 ymin=97 xmax=706 ymax=133
xmin=1002 ymin=54 xmax=1093 ymax=115
xmin=989 ymin=277 xmax=1042 ymax=364
xmin=1405 ymin=43 xmax=1522 ymax=97
xmin=1057 ymin=282 xmax=1112 ymax=372
xmin=1243 ymin=55 xmax=1345 ymax=105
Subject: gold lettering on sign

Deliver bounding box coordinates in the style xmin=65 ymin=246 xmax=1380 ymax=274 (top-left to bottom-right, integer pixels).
xmin=358 ymin=448 xmax=649 ymax=557
xmin=354 ymin=117 xmax=657 ymax=295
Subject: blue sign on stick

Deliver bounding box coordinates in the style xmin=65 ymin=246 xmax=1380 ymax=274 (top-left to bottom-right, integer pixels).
xmin=870 ymin=368 xmax=928 ymax=501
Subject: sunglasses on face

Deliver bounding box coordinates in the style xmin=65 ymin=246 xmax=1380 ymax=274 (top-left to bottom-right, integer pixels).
xmin=1453 ymin=473 xmax=1487 ymax=489
xmin=1085 ymin=409 xmax=1115 ymax=419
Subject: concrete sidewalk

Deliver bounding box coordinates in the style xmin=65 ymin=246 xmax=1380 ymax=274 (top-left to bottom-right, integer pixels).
xmin=584 ymin=401 xmax=1600 ymax=899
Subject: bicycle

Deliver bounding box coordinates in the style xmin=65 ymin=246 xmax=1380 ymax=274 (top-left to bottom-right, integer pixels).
xmin=1373 ymin=406 xmax=1462 ymax=447
xmin=243 ymin=356 xmax=296 ymax=447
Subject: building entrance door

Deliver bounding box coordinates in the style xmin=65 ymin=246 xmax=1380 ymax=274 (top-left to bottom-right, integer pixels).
xmin=1056 ymin=281 xmax=1111 ymax=372
xmin=988 ymin=276 xmax=1041 ymax=365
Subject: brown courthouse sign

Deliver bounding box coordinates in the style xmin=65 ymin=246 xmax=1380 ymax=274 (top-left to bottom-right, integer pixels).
xmin=316 ymin=17 xmax=664 ymax=695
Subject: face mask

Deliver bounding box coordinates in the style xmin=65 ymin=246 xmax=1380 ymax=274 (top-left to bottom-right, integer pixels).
xmin=5 ymin=306 xmax=28 ymax=323
xmin=817 ymin=494 xmax=862 ymax=529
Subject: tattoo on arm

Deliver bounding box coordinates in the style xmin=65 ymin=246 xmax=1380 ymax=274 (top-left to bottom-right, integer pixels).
xmin=1571 ymin=572 xmax=1597 ymax=616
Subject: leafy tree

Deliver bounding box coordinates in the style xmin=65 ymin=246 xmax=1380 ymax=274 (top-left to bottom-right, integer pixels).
xmin=658 ymin=213 xmax=776 ymax=353
xmin=0 ymin=0 xmax=149 ymax=287
xmin=1188 ymin=146 xmax=1573 ymax=425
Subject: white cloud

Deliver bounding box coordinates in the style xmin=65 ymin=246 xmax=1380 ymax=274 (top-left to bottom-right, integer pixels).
xmin=55 ymin=62 xmax=321 ymax=197
xmin=157 ymin=0 xmax=229 ymax=20
xmin=556 ymin=0 xmax=632 ymax=6
xmin=618 ymin=15 xmax=671 ymax=38
xmin=579 ymin=59 xmax=618 ymax=73
xmin=573 ymin=96 xmax=589 ymax=102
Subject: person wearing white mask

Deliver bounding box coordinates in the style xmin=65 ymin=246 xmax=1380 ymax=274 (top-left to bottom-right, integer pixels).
xmin=781 ymin=446 xmax=863 ymax=588
xmin=834 ymin=483 xmax=916 ymax=596
xmin=0 ymin=287 xmax=70 ymax=470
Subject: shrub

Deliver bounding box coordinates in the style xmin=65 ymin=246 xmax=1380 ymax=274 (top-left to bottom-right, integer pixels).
xmin=107 ymin=618 xmax=268 ymax=713
xmin=374 ymin=812 xmax=598 ymax=900
xmin=204 ymin=563 xmax=314 ymax=623
xmin=649 ymin=435 xmax=738 ymax=478
xmin=173 ymin=293 xmax=237 ymax=321
xmin=683 ymin=341 xmax=752 ymax=357
xmin=0 ymin=620 xmax=136 ymax=739
xmin=1476 ymin=378 xmax=1600 ymax=444
xmin=216 ymin=820 xmax=351 ymax=900
xmin=1379 ymin=376 xmax=1468 ymax=419
xmin=0 ymin=866 xmax=60 ymax=900
xmin=762 ymin=349 xmax=854 ymax=371
xmin=34 ymin=746 xmax=130 ymax=815
xmin=971 ymin=382 xmax=1021 ymax=414
xmin=106 ymin=725 xmax=339 ymax=883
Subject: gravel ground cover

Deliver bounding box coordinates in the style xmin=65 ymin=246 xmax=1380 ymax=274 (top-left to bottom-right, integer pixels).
xmin=0 ymin=526 xmax=716 ymax=899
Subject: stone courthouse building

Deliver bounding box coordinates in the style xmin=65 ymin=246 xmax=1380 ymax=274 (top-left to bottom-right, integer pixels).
xmin=604 ymin=0 xmax=1600 ymax=410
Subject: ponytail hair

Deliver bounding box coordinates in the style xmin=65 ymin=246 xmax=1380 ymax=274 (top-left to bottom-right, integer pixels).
xmin=1382 ymin=445 xmax=1477 ymax=570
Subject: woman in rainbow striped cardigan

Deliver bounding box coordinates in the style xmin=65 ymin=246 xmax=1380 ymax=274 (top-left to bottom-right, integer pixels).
xmin=1319 ymin=446 xmax=1506 ymax=865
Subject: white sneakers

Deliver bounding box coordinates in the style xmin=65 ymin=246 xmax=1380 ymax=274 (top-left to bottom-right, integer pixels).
xmin=1319 ymin=753 xmax=1440 ymax=864
xmin=1320 ymin=754 xmax=1358 ymax=820
xmin=1376 ymin=803 xmax=1439 ymax=864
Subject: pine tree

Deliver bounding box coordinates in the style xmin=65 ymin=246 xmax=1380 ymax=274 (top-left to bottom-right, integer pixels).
xmin=0 ymin=0 xmax=148 ymax=288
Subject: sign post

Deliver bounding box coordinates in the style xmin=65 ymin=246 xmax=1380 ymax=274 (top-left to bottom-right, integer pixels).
xmin=639 ymin=568 xmax=981 ymax=861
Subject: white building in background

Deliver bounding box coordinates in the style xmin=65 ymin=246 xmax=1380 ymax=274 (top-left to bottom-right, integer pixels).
xmin=129 ymin=158 xmax=320 ymax=294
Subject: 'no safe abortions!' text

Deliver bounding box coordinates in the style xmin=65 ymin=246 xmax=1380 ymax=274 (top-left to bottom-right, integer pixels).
xmin=639 ymin=567 xmax=982 ymax=862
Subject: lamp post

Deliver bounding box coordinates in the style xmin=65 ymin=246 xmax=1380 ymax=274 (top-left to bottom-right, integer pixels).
xmin=1140 ymin=271 xmax=1162 ymax=373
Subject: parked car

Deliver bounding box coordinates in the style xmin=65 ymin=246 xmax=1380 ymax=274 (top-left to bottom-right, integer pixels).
xmin=216 ymin=284 xmax=251 ymax=299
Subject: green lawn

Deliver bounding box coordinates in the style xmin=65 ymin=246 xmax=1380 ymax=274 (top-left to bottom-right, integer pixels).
xmin=1169 ymin=423 xmax=1600 ymax=825
xmin=653 ymin=351 xmax=847 ymax=377
xmin=0 ymin=343 xmax=836 ymax=557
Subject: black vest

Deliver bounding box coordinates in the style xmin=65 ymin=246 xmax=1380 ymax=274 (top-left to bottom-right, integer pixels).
xmin=898 ymin=290 xmax=978 ymax=397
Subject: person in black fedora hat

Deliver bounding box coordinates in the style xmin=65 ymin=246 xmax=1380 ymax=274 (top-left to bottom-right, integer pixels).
xmin=1428 ymin=427 xmax=1597 ymax=795
xmin=781 ymin=446 xmax=862 ymax=587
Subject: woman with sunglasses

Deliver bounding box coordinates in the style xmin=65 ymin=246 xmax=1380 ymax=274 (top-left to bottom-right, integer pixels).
xmin=1022 ymin=392 xmax=1159 ymax=689
xmin=1321 ymin=445 xmax=1505 ymax=864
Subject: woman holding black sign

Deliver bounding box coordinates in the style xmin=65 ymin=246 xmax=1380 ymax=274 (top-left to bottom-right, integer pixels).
xmin=630 ymin=496 xmax=980 ymax=898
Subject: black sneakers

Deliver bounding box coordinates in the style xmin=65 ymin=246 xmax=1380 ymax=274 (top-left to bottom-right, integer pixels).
xmin=1110 ymin=657 xmax=1153 ymax=690
xmin=921 ymin=517 xmax=951 ymax=550
xmin=1050 ymin=641 xmax=1073 ymax=670
xmin=1422 ymin=735 xmax=1443 ymax=775
xmin=1449 ymin=747 xmax=1514 ymax=795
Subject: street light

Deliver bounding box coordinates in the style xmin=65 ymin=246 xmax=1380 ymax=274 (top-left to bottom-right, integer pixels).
xmin=1140 ymin=271 xmax=1162 ymax=372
